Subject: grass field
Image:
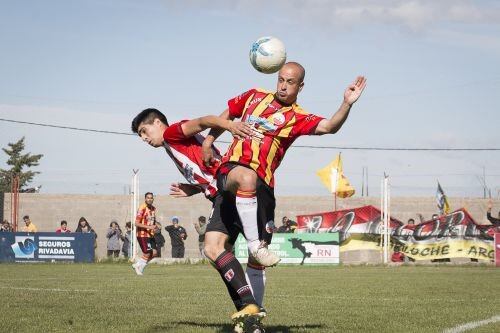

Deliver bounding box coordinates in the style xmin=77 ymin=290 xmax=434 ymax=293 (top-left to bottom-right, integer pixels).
xmin=0 ymin=263 xmax=498 ymax=333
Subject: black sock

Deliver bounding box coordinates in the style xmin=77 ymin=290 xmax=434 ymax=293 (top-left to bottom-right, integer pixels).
xmin=219 ymin=272 xmax=245 ymax=310
xmin=214 ymin=250 xmax=256 ymax=307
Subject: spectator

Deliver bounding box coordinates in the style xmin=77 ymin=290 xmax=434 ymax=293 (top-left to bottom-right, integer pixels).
xmin=121 ymin=222 xmax=132 ymax=259
xmin=106 ymin=221 xmax=122 ymax=258
xmin=193 ymin=216 xmax=207 ymax=255
xmin=165 ymin=216 xmax=187 ymax=258
xmin=75 ymin=217 xmax=97 ymax=249
xmin=56 ymin=220 xmax=71 ymax=233
xmin=407 ymin=218 xmax=415 ymax=225
xmin=391 ymin=245 xmax=405 ymax=263
xmin=1 ymin=220 xmax=12 ymax=232
xmin=487 ymin=199 xmax=500 ymax=226
xmin=276 ymin=216 xmax=297 ymax=233
xmin=153 ymin=222 xmax=166 ymax=258
xmin=21 ymin=215 xmax=37 ymax=233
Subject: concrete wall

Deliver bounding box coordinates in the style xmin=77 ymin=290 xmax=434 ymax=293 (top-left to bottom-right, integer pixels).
xmin=3 ymin=194 xmax=498 ymax=259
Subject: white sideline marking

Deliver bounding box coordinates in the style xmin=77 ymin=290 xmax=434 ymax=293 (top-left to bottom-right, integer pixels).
xmin=0 ymin=286 xmax=98 ymax=293
xmin=443 ymin=315 xmax=500 ymax=333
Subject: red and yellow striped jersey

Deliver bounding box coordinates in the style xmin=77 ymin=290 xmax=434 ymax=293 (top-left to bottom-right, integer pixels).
xmin=135 ymin=203 xmax=156 ymax=238
xmin=221 ymin=89 xmax=324 ymax=187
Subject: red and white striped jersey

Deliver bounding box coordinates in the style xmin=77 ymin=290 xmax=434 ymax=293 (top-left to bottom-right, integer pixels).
xmin=162 ymin=120 xmax=221 ymax=199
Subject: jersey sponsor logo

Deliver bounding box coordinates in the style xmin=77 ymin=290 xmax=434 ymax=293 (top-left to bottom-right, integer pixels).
xmin=247 ymin=115 xmax=277 ymax=132
xmin=248 ymin=97 xmax=263 ymax=106
xmin=267 ymin=102 xmax=281 ymax=112
xmin=183 ymin=164 xmax=195 ymax=183
xmin=224 ymin=269 xmax=235 ymax=282
xmin=271 ymin=113 xmax=285 ymax=126
xmin=306 ymin=114 xmax=317 ymax=122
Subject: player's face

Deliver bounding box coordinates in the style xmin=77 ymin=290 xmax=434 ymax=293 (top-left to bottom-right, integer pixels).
xmin=145 ymin=194 xmax=154 ymax=205
xmin=137 ymin=119 xmax=164 ymax=148
xmin=276 ymin=65 xmax=304 ymax=105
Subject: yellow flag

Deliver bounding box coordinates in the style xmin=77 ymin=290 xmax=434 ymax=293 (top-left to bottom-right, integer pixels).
xmin=316 ymin=153 xmax=355 ymax=198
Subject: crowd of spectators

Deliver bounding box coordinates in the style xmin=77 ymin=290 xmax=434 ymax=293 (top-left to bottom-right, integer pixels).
xmin=1 ymin=201 xmax=499 ymax=262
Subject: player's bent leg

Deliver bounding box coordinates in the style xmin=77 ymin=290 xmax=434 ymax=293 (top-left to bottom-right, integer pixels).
xmin=204 ymin=231 xmax=228 ymax=261
xmin=226 ymin=166 xmax=261 ymax=253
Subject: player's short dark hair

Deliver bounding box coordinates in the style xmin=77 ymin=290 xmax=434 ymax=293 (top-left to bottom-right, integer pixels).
xmin=199 ymin=216 xmax=206 ymax=222
xmin=61 ymin=220 xmax=67 ymax=226
xmin=131 ymin=108 xmax=168 ymax=134
xmin=23 ymin=215 xmax=30 ymax=220
xmin=125 ymin=221 xmax=131 ymax=228
xmin=145 ymin=192 xmax=154 ymax=198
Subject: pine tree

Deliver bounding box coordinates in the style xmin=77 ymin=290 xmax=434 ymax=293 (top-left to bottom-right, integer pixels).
xmin=0 ymin=137 xmax=43 ymax=193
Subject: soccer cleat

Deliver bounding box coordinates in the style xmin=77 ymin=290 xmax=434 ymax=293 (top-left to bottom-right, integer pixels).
xmin=250 ymin=246 xmax=280 ymax=267
xmin=233 ymin=309 xmax=266 ymax=333
xmin=132 ymin=263 xmax=143 ymax=276
xmin=231 ymin=304 xmax=261 ymax=322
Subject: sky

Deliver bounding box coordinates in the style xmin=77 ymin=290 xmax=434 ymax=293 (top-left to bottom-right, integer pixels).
xmin=0 ymin=0 xmax=499 ymax=197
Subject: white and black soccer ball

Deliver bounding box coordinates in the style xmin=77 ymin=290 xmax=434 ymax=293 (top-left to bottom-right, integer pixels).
xmin=249 ymin=36 xmax=286 ymax=74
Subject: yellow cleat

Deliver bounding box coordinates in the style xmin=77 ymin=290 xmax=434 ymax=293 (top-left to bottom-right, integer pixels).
xmin=231 ymin=304 xmax=262 ymax=322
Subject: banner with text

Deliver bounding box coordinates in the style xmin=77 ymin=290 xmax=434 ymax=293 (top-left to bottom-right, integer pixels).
xmin=235 ymin=233 xmax=339 ymax=265
xmin=296 ymin=206 xmax=499 ymax=261
xmin=0 ymin=232 xmax=95 ymax=263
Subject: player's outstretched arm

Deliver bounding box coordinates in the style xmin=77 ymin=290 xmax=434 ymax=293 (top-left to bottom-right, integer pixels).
xmin=169 ymin=183 xmax=202 ymax=198
xmin=202 ymin=109 xmax=232 ymax=166
xmin=180 ymin=114 xmax=252 ymax=139
xmin=314 ymin=76 xmax=367 ymax=135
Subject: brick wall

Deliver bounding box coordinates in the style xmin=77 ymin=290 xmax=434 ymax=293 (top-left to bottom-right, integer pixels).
xmin=3 ymin=194 xmax=497 ymax=259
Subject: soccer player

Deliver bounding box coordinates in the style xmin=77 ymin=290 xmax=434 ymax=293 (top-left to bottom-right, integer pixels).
xmin=132 ymin=192 xmax=158 ymax=275
xmin=202 ymin=62 xmax=366 ymax=319
xmin=130 ymin=110 xmax=268 ymax=313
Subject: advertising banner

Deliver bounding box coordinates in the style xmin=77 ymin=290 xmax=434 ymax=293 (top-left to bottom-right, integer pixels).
xmin=235 ymin=232 xmax=339 ymax=265
xmin=495 ymin=233 xmax=500 ymax=267
xmin=296 ymin=206 xmax=499 ymax=261
xmin=0 ymin=232 xmax=95 ymax=263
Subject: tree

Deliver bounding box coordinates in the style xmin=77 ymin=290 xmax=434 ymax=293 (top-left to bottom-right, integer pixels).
xmin=0 ymin=137 xmax=43 ymax=193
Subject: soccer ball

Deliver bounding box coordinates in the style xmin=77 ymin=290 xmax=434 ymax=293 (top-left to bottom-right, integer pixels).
xmin=249 ymin=36 xmax=286 ymax=74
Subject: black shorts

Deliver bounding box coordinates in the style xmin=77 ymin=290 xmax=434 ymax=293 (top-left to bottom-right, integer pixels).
xmin=206 ymin=163 xmax=276 ymax=245
xmin=137 ymin=237 xmax=156 ymax=254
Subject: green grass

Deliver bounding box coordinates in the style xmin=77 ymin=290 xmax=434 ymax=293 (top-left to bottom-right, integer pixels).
xmin=0 ymin=263 xmax=498 ymax=332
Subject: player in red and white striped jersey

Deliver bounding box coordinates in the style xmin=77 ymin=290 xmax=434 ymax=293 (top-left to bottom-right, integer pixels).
xmin=132 ymin=109 xmax=252 ymax=199
xmin=131 ymin=109 xmax=269 ymax=312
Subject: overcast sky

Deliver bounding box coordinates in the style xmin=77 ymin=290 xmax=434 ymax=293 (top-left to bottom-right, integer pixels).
xmin=0 ymin=0 xmax=499 ymax=197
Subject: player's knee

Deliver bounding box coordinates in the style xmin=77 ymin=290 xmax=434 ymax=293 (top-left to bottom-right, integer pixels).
xmin=238 ymin=170 xmax=257 ymax=190
xmin=203 ymin=243 xmax=219 ymax=261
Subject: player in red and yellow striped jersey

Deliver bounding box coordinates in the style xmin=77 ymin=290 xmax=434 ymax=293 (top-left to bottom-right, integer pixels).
xmin=132 ymin=192 xmax=158 ymax=275
xmin=203 ymin=62 xmax=366 ymax=320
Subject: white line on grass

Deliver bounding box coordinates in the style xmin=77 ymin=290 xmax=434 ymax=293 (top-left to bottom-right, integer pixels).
xmin=0 ymin=286 xmax=98 ymax=293
xmin=443 ymin=315 xmax=500 ymax=333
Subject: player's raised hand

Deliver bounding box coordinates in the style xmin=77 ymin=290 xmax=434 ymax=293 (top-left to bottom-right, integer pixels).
xmin=228 ymin=121 xmax=253 ymax=140
xmin=344 ymin=76 xmax=367 ymax=106
xmin=170 ymin=183 xmax=189 ymax=198
xmin=170 ymin=183 xmax=202 ymax=198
